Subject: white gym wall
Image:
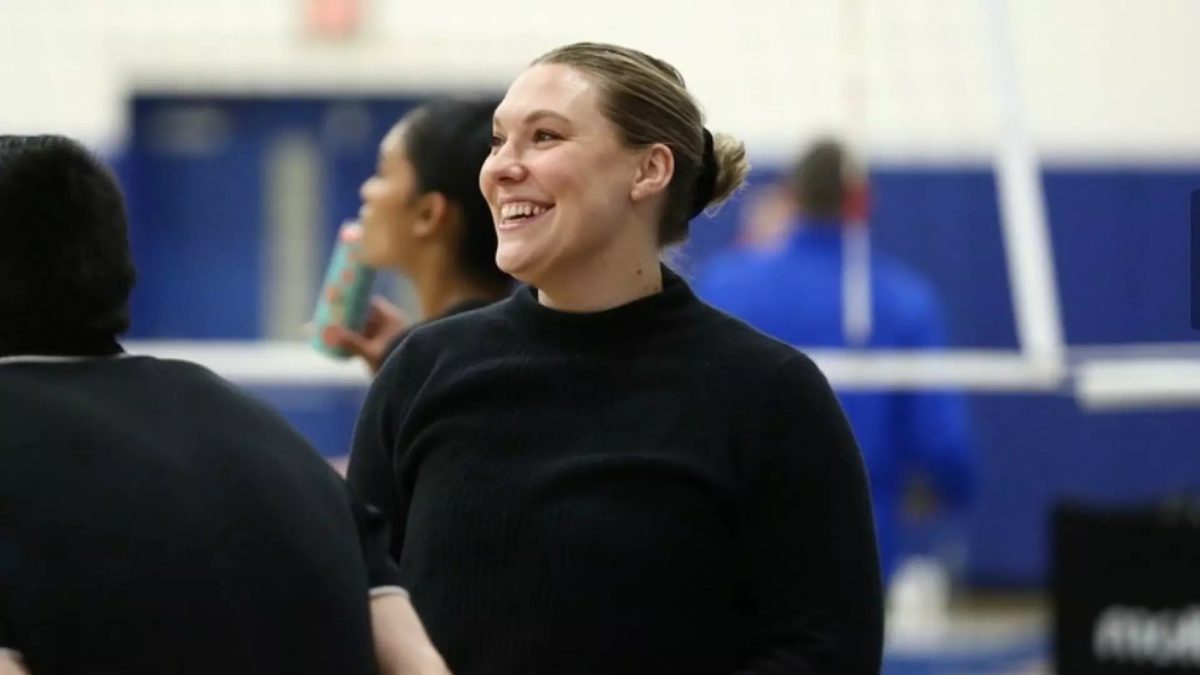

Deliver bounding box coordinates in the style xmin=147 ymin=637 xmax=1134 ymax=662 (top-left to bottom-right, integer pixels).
xmin=1 ymin=0 xmax=1197 ymax=163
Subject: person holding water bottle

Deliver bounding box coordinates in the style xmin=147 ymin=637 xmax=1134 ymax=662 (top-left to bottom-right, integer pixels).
xmin=317 ymin=98 xmax=512 ymax=373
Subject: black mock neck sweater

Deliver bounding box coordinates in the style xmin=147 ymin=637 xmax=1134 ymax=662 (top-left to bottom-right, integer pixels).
xmin=347 ymin=267 xmax=882 ymax=675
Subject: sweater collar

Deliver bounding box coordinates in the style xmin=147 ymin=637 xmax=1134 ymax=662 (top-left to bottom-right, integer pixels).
xmin=504 ymin=264 xmax=699 ymax=349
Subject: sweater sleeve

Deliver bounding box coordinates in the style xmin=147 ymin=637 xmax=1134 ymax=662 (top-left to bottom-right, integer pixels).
xmin=343 ymin=479 xmax=405 ymax=591
xmin=346 ymin=341 xmax=418 ymax=579
xmin=735 ymin=355 xmax=883 ymax=675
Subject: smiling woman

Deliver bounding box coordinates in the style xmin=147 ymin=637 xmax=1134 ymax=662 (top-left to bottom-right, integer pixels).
xmin=480 ymin=44 xmax=749 ymax=311
xmin=347 ymin=41 xmax=883 ymax=675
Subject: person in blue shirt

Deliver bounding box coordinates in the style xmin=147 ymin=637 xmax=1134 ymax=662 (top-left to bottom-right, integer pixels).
xmin=695 ymin=138 xmax=976 ymax=581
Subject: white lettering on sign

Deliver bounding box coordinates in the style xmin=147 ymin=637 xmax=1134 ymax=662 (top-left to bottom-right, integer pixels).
xmin=1093 ymin=605 xmax=1200 ymax=668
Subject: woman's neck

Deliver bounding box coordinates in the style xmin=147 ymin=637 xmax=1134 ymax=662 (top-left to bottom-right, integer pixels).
xmin=535 ymin=238 xmax=663 ymax=313
xmin=0 ymin=331 xmax=122 ymax=359
xmin=412 ymin=262 xmax=505 ymax=321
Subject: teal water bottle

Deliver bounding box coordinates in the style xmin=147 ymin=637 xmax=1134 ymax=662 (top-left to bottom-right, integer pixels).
xmin=311 ymin=221 xmax=377 ymax=359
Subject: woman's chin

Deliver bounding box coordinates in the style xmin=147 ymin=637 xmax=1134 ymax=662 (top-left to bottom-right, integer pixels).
xmin=359 ymin=245 xmax=395 ymax=271
xmin=358 ymin=230 xmax=394 ymax=268
xmin=495 ymin=244 xmax=540 ymax=281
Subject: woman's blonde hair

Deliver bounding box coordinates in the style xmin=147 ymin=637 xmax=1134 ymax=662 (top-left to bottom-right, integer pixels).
xmin=533 ymin=42 xmax=750 ymax=245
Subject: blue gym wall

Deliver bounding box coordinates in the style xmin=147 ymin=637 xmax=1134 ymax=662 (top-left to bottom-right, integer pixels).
xmin=117 ymin=95 xmax=1200 ymax=587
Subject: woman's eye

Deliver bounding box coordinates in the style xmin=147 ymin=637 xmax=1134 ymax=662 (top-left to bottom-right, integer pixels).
xmin=490 ymin=135 xmax=504 ymax=149
xmin=533 ymin=130 xmax=560 ymax=143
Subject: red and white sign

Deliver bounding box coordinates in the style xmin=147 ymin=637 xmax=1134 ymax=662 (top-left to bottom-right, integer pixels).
xmin=306 ymin=0 xmax=362 ymax=40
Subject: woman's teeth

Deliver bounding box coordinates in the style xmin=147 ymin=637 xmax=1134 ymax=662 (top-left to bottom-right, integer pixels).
xmin=501 ymin=202 xmax=550 ymax=221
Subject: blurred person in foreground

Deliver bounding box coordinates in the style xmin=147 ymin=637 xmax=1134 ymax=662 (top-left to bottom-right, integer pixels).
xmin=0 ymin=135 xmax=448 ymax=675
xmin=695 ymin=138 xmax=977 ymax=582
xmin=326 ymin=98 xmax=512 ymax=373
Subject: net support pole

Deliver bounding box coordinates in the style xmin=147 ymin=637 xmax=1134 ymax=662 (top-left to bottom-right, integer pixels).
xmin=980 ymin=0 xmax=1066 ymax=377
xmin=840 ymin=0 xmax=873 ymax=347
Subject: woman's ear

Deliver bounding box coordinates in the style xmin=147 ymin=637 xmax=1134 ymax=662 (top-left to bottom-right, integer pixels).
xmin=630 ymin=143 xmax=675 ymax=203
xmin=412 ymin=192 xmax=449 ymax=239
